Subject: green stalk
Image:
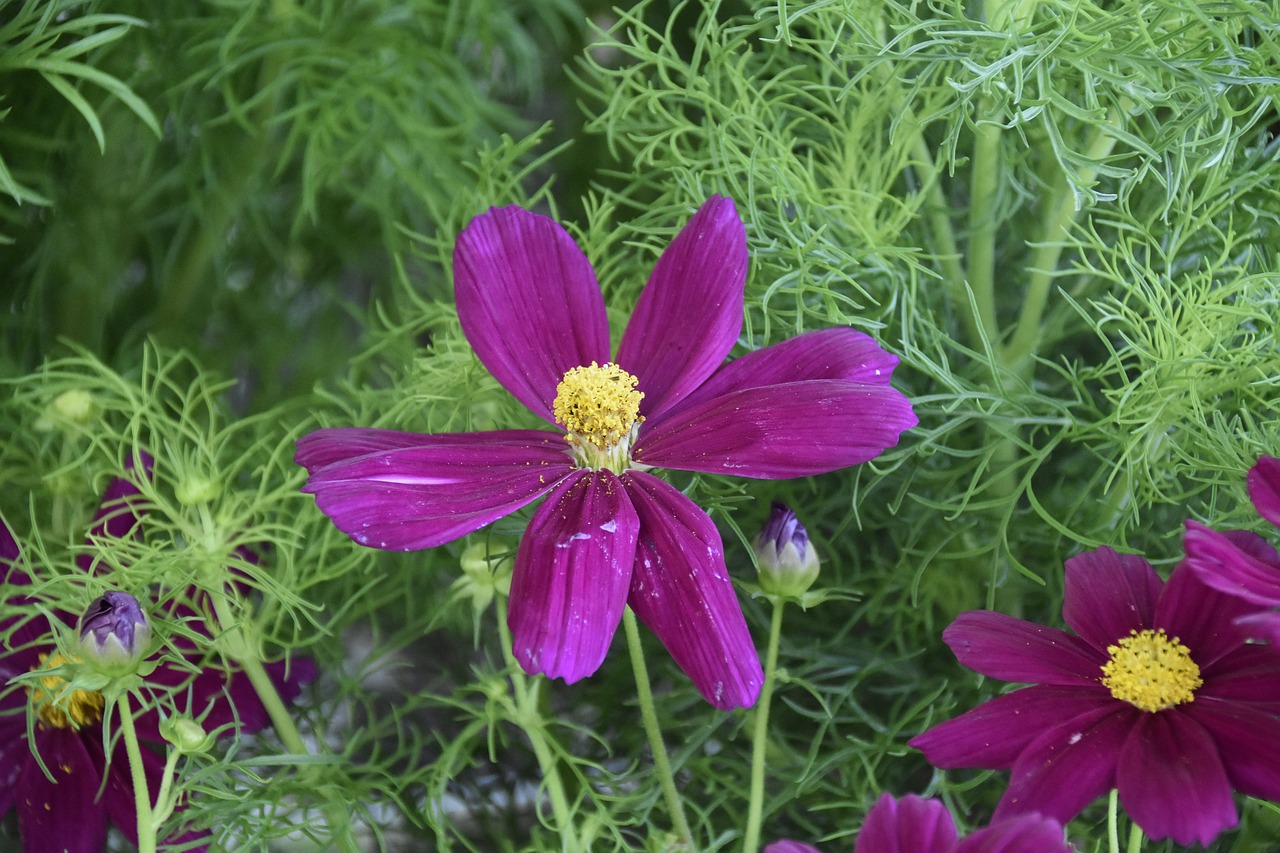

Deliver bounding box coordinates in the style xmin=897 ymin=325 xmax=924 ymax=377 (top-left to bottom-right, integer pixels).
xmin=1126 ymin=822 xmax=1144 ymax=853
xmin=905 ymin=111 xmax=976 ymax=348
xmin=118 ymin=692 xmax=157 ymax=853
xmin=1107 ymin=789 xmax=1120 ymax=853
xmin=1004 ymin=109 xmax=1124 ymax=368
xmin=741 ymin=600 xmax=785 ymax=853
xmin=494 ymin=596 xmax=578 ymax=848
xmin=967 ymin=103 xmax=1005 ymax=353
xmin=623 ymin=607 xmax=694 ymax=845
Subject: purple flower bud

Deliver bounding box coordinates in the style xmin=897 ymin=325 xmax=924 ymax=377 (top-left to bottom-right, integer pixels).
xmin=753 ymin=502 xmax=820 ymax=597
xmin=78 ymin=591 xmax=152 ymax=674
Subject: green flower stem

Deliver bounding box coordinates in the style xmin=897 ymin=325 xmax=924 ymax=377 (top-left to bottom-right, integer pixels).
xmin=905 ymin=111 xmax=975 ymax=348
xmin=623 ymin=607 xmax=694 ymax=845
xmin=1107 ymin=789 xmax=1120 ymax=853
xmin=742 ymin=599 xmax=786 ymax=853
xmin=966 ymin=99 xmax=1005 ymax=353
xmin=151 ymin=747 xmax=183 ymax=829
xmin=494 ymin=596 xmax=578 ymax=848
xmin=209 ymin=589 xmax=360 ymax=853
xmin=118 ymin=692 xmax=157 ymax=853
xmin=1004 ymin=108 xmax=1125 ymax=368
xmin=1126 ymin=822 xmax=1144 ymax=853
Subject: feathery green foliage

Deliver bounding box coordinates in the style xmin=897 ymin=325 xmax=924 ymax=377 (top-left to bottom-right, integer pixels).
xmin=2 ymin=0 xmax=1279 ymax=850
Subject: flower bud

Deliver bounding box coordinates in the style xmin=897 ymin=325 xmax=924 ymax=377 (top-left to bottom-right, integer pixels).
xmin=753 ymin=502 xmax=820 ymax=597
xmin=36 ymin=389 xmax=99 ymax=432
xmin=175 ymin=472 xmax=221 ymax=506
xmin=160 ymin=714 xmax=214 ymax=754
xmin=78 ymin=591 xmax=152 ymax=676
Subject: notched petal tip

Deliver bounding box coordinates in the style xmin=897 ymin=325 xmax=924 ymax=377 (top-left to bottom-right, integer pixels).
xmin=616 ymin=196 xmax=749 ymax=419
xmin=453 ymin=205 xmax=610 ymax=422
xmin=622 ymin=471 xmax=763 ymax=709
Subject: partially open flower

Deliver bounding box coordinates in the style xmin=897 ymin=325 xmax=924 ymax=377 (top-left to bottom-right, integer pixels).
xmin=78 ymin=591 xmax=152 ymax=676
xmin=754 ymin=502 xmax=820 ymax=597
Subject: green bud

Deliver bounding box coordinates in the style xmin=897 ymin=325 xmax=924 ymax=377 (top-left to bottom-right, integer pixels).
xmin=160 ymin=714 xmax=214 ymax=754
xmin=36 ymin=389 xmax=99 ymax=432
xmin=175 ymin=472 xmax=221 ymax=505
xmin=753 ymin=502 xmax=820 ymax=597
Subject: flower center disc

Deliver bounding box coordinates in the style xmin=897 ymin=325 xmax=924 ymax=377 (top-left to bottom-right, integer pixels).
xmin=553 ymin=362 xmax=644 ymax=471
xmin=29 ymin=652 xmax=105 ymax=729
xmin=1100 ymin=629 xmax=1202 ymax=712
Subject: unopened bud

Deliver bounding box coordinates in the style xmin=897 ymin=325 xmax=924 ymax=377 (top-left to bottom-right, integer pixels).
xmin=160 ymin=715 xmax=214 ymax=754
xmin=78 ymin=591 xmax=152 ymax=676
xmin=36 ymin=389 xmax=99 ymax=432
xmin=175 ymin=472 xmax=221 ymax=506
xmin=753 ymin=503 xmax=820 ymax=597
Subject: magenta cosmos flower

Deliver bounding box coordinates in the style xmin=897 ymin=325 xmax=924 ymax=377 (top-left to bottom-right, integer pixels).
xmin=909 ymin=545 xmax=1280 ymax=846
xmin=763 ymin=794 xmax=1069 ymax=853
xmin=1186 ymin=455 xmax=1280 ymax=642
xmin=0 ymin=457 xmax=315 ymax=853
xmin=296 ymin=196 xmax=916 ymax=709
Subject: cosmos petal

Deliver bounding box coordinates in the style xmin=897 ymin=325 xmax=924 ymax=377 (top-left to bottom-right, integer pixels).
xmin=1116 ymin=711 xmax=1237 ymax=846
xmin=1233 ymin=610 xmax=1280 ymax=644
xmin=1183 ymin=519 xmax=1280 ymax=607
xmin=1184 ymin=698 xmax=1280 ymax=803
xmin=297 ymin=427 xmax=574 ymax=550
xmin=910 ymin=684 xmax=1114 ymax=770
xmin=454 ymin=205 xmax=611 ymax=423
xmin=18 ymin=728 xmax=108 ymax=853
xmin=955 ymin=815 xmax=1072 ymax=853
xmin=1061 ymin=548 xmax=1162 ymax=652
xmin=992 ymin=702 xmax=1132 ymax=826
xmin=663 ymin=327 xmax=903 ymax=422
xmin=84 ymin=449 xmax=153 ymax=545
xmin=0 ymin=730 xmax=27 ymax=818
xmin=1198 ymin=644 xmax=1280 ymax=705
xmin=622 ymin=470 xmax=763 ymax=709
xmin=1248 ymin=455 xmax=1280 ymax=528
xmin=853 ymin=794 xmax=958 ymax=853
xmin=1154 ymin=561 xmax=1254 ymax=667
xmin=508 ymin=470 xmax=640 ymax=683
xmin=615 ymin=196 xmax=748 ymax=420
xmin=942 ymin=611 xmax=1104 ymax=686
xmin=634 ymin=380 xmax=916 ymax=479
xmin=773 ymin=834 xmax=814 ymax=851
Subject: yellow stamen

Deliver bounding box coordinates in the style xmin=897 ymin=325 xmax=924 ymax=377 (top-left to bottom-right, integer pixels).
xmin=28 ymin=653 xmax=105 ymax=729
xmin=1100 ymin=629 xmax=1202 ymax=713
xmin=553 ymin=362 xmax=644 ymax=464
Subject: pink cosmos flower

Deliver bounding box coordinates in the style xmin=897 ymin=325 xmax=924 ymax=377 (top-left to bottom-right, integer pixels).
xmin=0 ymin=457 xmax=315 ymax=852
xmin=763 ymin=794 xmax=1070 ymax=853
xmin=909 ymin=544 xmax=1280 ymax=846
xmin=296 ymin=196 xmax=916 ymax=709
xmin=1185 ymin=455 xmax=1280 ymax=642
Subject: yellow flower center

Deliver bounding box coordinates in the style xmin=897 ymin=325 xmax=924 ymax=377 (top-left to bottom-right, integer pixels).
xmin=28 ymin=653 xmax=105 ymax=729
xmin=1100 ymin=629 xmax=1202 ymax=713
xmin=552 ymin=362 xmax=644 ymax=472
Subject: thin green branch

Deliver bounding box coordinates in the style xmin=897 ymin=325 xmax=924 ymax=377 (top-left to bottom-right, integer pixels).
xmin=742 ymin=600 xmax=786 ymax=853
xmin=494 ymin=596 xmax=578 ymax=849
xmin=623 ymin=607 xmax=694 ymax=846
xmin=1005 ymin=108 xmax=1125 ymax=367
xmin=118 ymin=692 xmax=157 ymax=853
